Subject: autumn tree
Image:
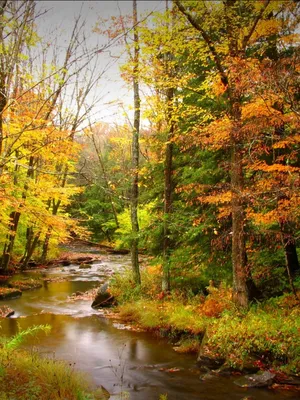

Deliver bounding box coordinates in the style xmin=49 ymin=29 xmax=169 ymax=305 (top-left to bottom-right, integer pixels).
xmin=175 ymin=0 xmax=299 ymax=307
xmin=240 ymin=43 xmax=300 ymax=294
xmin=0 ymin=0 xmax=37 ymax=162
xmin=130 ymin=0 xmax=141 ymax=284
xmin=0 ymin=4 xmax=109 ymax=269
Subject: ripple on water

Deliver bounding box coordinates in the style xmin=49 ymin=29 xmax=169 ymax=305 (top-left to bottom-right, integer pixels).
xmin=0 ymin=254 xmax=297 ymax=400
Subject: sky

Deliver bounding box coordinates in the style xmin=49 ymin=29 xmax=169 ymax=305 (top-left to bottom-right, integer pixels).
xmin=35 ymin=1 xmax=165 ymax=127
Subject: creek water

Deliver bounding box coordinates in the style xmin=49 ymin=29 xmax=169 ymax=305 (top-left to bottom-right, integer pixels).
xmin=0 ymin=253 xmax=297 ymax=400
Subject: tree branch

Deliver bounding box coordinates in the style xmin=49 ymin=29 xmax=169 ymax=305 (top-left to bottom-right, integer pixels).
xmin=174 ymin=0 xmax=228 ymax=85
xmin=242 ymin=0 xmax=271 ymax=50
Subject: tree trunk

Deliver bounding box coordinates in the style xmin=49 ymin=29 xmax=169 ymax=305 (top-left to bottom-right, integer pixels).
xmin=40 ymin=199 xmax=60 ymax=263
xmin=0 ymin=0 xmax=8 ymax=159
xmin=162 ymin=141 xmax=173 ymax=292
xmin=0 ymin=90 xmax=5 ymax=160
xmin=281 ymin=230 xmax=299 ymax=278
xmin=21 ymin=229 xmax=40 ymax=270
xmin=162 ymin=85 xmax=175 ymax=293
xmin=1 ymin=155 xmax=34 ymax=270
xmin=130 ymin=0 xmax=141 ymax=285
xmin=41 ymin=228 xmax=51 ymax=264
xmin=280 ymin=221 xmax=300 ymax=298
xmin=230 ymin=101 xmax=261 ymax=306
xmin=231 ymin=138 xmax=249 ymax=307
xmin=1 ymin=211 xmax=21 ymax=270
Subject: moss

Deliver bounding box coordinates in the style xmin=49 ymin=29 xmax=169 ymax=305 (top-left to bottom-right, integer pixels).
xmin=0 ymin=287 xmax=22 ymax=300
xmin=173 ymin=337 xmax=202 ymax=354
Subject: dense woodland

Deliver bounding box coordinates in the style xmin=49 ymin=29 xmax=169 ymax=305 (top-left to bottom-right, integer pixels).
xmin=1 ymin=0 xmax=299 ymax=304
xmin=0 ymin=0 xmax=298 ymax=324
xmin=0 ymin=0 xmax=299 ymax=390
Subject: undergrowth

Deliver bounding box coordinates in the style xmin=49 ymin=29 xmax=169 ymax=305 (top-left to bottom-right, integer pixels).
xmin=0 ymin=325 xmax=108 ymax=400
xmin=110 ymin=265 xmax=300 ymax=374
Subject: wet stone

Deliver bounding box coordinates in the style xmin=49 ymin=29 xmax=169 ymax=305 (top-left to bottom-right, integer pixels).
xmin=91 ymin=282 xmax=114 ymax=308
xmin=0 ymin=305 xmax=14 ymax=318
xmin=79 ymin=263 xmax=92 ymax=269
xmin=61 ymin=260 xmax=71 ymax=266
xmin=199 ymin=372 xmax=217 ymax=381
xmin=0 ymin=288 xmax=22 ymax=300
xmin=234 ymin=370 xmax=276 ymax=388
xmin=196 ymin=355 xmax=225 ymax=370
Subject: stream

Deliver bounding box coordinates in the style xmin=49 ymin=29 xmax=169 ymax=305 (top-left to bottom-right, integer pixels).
xmin=0 ymin=251 xmax=298 ymax=400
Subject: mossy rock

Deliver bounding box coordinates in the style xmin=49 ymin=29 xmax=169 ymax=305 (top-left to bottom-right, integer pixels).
xmin=0 ymin=305 xmax=14 ymax=318
xmin=0 ymin=288 xmax=22 ymax=300
xmin=8 ymin=279 xmax=42 ymax=291
xmin=93 ymin=386 xmax=110 ymax=399
xmin=92 ymin=283 xmax=114 ymax=308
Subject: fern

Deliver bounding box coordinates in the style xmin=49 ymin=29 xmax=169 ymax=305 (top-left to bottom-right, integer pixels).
xmin=4 ymin=324 xmax=51 ymax=351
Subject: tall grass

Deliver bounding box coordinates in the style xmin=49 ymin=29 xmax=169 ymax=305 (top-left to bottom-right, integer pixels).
xmin=0 ymin=324 xmax=109 ymax=400
xmin=110 ymin=267 xmax=300 ymax=374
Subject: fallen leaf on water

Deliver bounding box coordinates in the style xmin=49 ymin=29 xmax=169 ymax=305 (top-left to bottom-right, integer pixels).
xmin=159 ymin=367 xmax=181 ymax=373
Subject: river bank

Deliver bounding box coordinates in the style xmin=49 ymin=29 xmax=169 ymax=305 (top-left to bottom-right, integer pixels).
xmin=0 ymin=245 xmax=118 ymax=399
xmin=0 ymin=245 xmax=299 ymax=399
xmin=104 ymin=265 xmax=300 ymax=392
xmin=0 ymin=334 xmax=110 ymax=400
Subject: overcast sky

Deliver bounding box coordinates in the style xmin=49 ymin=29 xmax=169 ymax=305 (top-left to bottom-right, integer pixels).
xmin=35 ymin=1 xmax=165 ymax=126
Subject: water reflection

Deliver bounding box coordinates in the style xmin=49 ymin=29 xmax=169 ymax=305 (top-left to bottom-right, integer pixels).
xmin=0 ymin=256 xmax=298 ymax=400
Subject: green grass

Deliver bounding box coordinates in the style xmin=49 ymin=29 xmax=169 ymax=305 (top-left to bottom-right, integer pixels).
xmin=0 ymin=325 xmax=109 ymax=400
xmin=206 ymin=306 xmax=300 ymax=372
xmin=110 ymin=267 xmax=300 ymax=374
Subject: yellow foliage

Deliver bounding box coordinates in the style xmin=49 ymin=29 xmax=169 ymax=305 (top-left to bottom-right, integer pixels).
xmin=198 ymin=191 xmax=232 ymax=205
xmin=253 ymin=162 xmax=300 ymax=174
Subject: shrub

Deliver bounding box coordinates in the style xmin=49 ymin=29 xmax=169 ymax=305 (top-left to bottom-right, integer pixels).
xmin=200 ymin=283 xmax=233 ymax=317
xmin=205 ymin=305 xmax=300 ymax=372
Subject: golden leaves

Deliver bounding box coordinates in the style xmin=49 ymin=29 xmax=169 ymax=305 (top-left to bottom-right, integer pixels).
xmin=253 ymin=162 xmax=300 ymax=174
xmin=212 ymin=78 xmax=228 ymax=97
xmin=197 ymin=191 xmax=232 ymax=205
xmin=250 ymin=19 xmax=281 ymax=44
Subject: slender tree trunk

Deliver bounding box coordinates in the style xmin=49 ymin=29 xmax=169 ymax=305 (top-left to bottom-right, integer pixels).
xmin=1 ymin=156 xmax=34 ymax=270
xmin=0 ymin=0 xmax=8 ymax=159
xmin=41 ymin=228 xmax=51 ymax=264
xmin=21 ymin=229 xmax=40 ymax=270
xmin=162 ymin=85 xmax=175 ymax=292
xmin=162 ymin=144 xmax=173 ymax=292
xmin=161 ymin=0 xmax=175 ymax=293
xmin=230 ymin=100 xmax=261 ymax=306
xmin=130 ymin=0 xmax=141 ymax=285
xmin=1 ymin=211 xmax=21 ymax=270
xmin=21 ymin=226 xmax=34 ymax=263
xmin=280 ymin=221 xmax=300 ymax=299
xmin=0 ymin=91 xmax=5 ymax=160
xmin=40 ymin=199 xmax=60 ymax=263
xmin=281 ymin=227 xmax=299 ymax=278
xmin=231 ymin=135 xmax=249 ymax=307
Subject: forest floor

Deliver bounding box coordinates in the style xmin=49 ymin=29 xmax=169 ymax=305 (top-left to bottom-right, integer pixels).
xmin=105 ymin=265 xmax=300 ymax=391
